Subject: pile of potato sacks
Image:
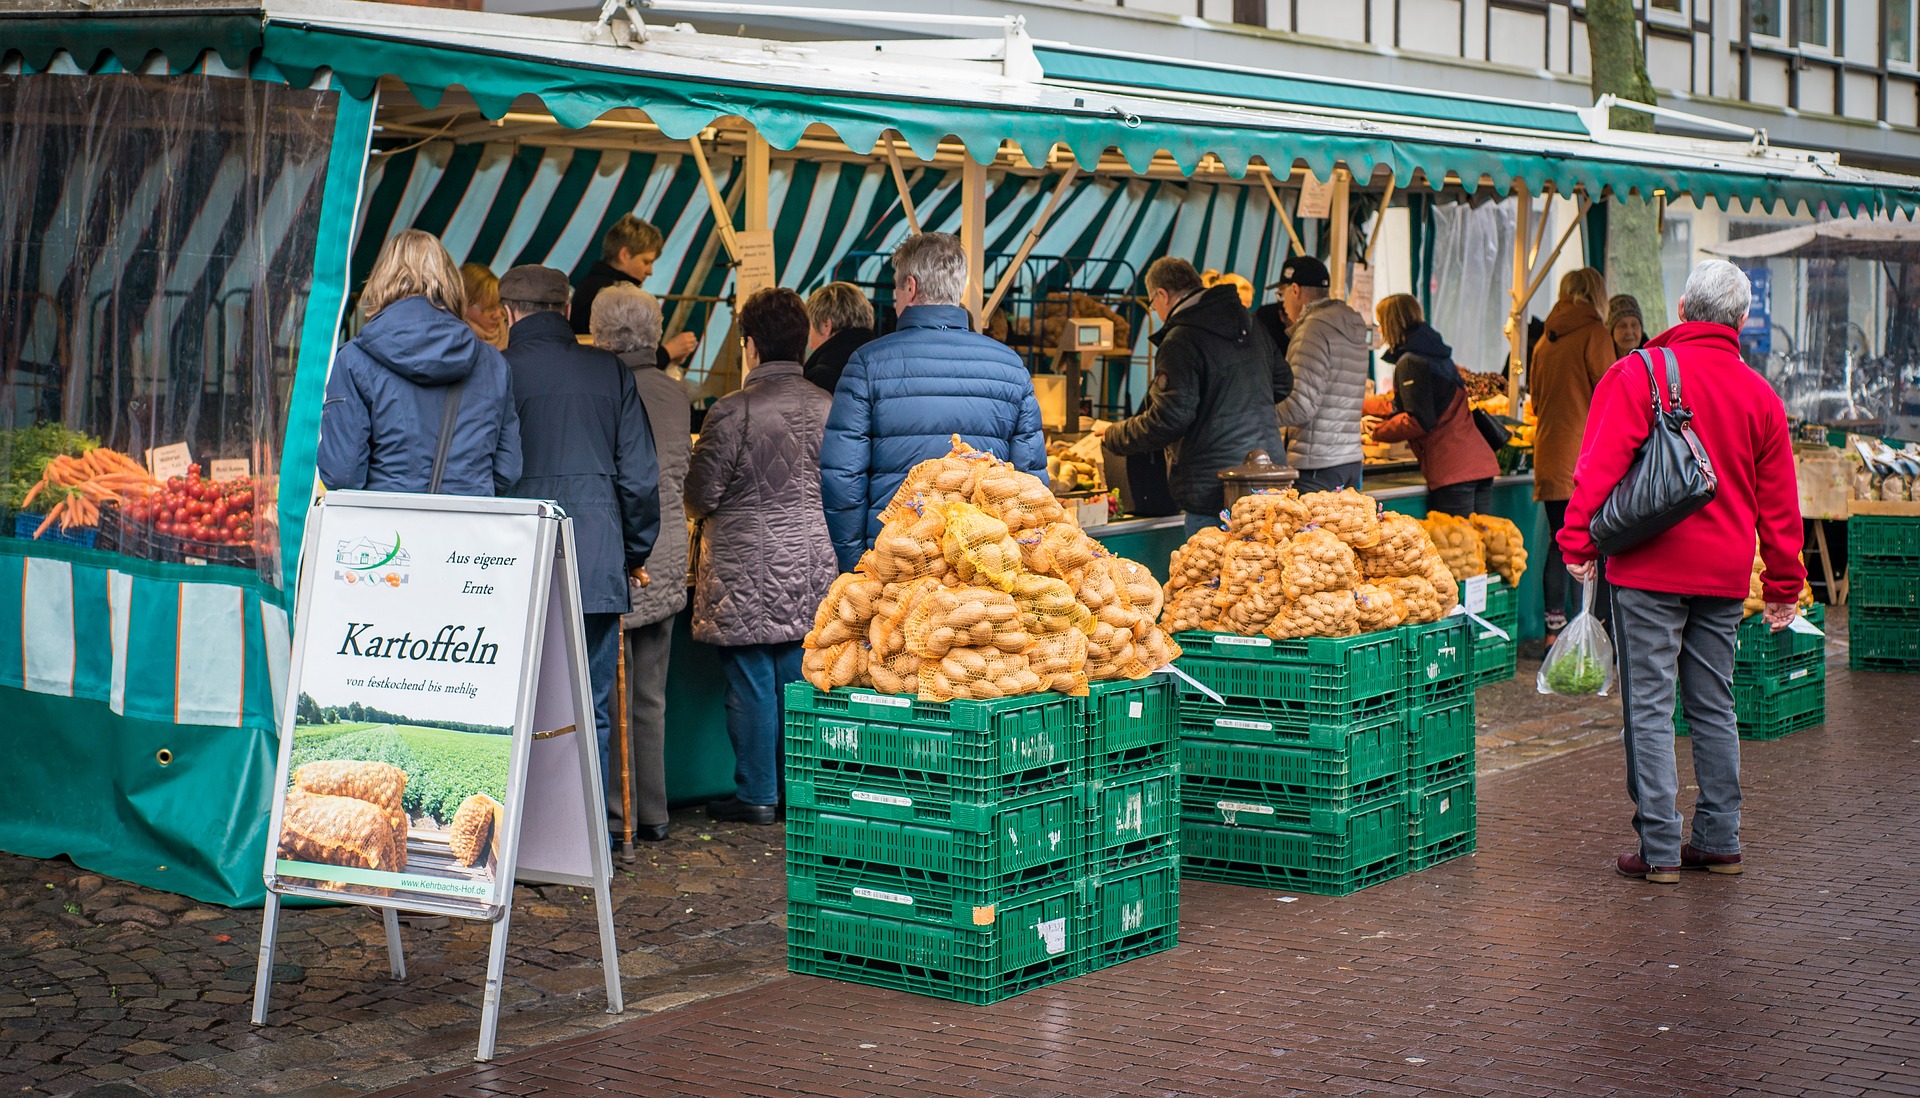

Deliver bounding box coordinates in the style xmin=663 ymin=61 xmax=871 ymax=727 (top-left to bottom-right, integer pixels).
xmin=1419 ymin=512 xmax=1530 ymax=587
xmin=803 ymin=438 xmax=1181 ymax=702
xmin=1161 ymin=488 xmax=1467 ymax=640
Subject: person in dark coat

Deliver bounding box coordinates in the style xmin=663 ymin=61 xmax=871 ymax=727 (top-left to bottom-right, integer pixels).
xmin=570 ymin=215 xmax=698 ymax=370
xmin=1365 ymin=294 xmax=1499 ymax=516
xmin=1253 ymin=280 xmax=1291 ymax=359
xmin=686 ymin=288 xmax=838 ymax=824
xmin=803 ymin=281 xmax=877 ymax=394
xmin=591 ymin=284 xmax=687 ymax=845
xmin=819 ymin=232 xmax=1047 ymax=571
xmin=1102 ymin=256 xmax=1291 ymax=536
xmin=500 ymin=265 xmax=662 ymax=827
xmin=320 ymin=230 xmax=522 ymax=497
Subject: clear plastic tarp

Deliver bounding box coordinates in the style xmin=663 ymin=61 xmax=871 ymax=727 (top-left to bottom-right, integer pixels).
xmin=0 ymin=72 xmax=338 ymax=587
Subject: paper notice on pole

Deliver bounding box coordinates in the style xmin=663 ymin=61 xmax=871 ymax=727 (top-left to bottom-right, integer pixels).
xmin=1297 ymin=171 xmax=1335 ymax=219
xmin=733 ymin=229 xmax=777 ymax=304
xmin=146 ymin=443 xmax=192 ymax=480
xmin=211 ymin=458 xmax=251 ymax=482
xmin=1346 ymin=263 xmax=1375 ymax=314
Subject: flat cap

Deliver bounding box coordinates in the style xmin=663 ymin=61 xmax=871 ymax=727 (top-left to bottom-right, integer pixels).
xmin=498 ymin=264 xmax=571 ymax=306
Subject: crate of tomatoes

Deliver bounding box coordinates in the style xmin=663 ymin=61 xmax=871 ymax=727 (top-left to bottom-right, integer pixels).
xmin=108 ymin=464 xmax=259 ymax=568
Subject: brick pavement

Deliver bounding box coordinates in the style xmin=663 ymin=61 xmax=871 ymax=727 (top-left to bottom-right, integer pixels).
xmin=3 ymin=611 xmax=1907 ymax=1097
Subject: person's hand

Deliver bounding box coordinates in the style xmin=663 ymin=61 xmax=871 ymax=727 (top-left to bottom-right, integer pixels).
xmin=1567 ymin=559 xmax=1597 ymax=584
xmin=1361 ymin=414 xmax=1384 ymax=432
xmin=1763 ymin=601 xmax=1796 ymax=632
xmin=630 ymin=566 xmax=651 ymax=588
xmin=664 ymin=331 xmax=698 ymax=365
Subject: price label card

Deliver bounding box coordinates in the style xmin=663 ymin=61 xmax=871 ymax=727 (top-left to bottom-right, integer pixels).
xmin=1463 ymin=574 xmax=1489 ymax=616
xmin=210 ymin=458 xmax=251 ymax=482
xmin=1787 ymin=614 xmax=1826 ymax=637
xmin=146 ymin=443 xmax=192 ymax=481
xmin=1296 ymin=171 xmax=1335 ymax=219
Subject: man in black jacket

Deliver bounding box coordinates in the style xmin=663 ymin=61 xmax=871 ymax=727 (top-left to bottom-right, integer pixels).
xmin=571 ymin=215 xmax=698 ymax=371
xmin=500 ymin=265 xmax=662 ymax=834
xmin=1102 ymin=257 xmax=1292 ymax=535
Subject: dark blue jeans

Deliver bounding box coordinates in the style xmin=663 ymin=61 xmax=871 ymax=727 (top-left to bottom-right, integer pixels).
xmin=1293 ymin=462 xmax=1364 ymax=493
xmin=1183 ymin=511 xmax=1221 ymax=537
xmin=582 ymin=612 xmax=623 ymax=808
xmin=717 ymin=641 xmax=805 ymax=806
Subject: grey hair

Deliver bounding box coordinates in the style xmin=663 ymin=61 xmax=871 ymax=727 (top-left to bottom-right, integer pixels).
xmin=1679 ymin=260 xmax=1752 ymax=329
xmin=891 ymin=232 xmax=968 ymax=306
xmin=590 ymin=283 xmax=663 ymax=356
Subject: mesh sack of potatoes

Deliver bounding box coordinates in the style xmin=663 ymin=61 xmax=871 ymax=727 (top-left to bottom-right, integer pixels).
xmin=1422 ymin=512 xmax=1485 ymax=579
xmin=806 ymin=573 xmax=884 ymax=649
xmin=1278 ymin=528 xmax=1360 ymax=599
xmin=1135 ymin=624 xmax=1182 ymax=672
xmin=1227 ymin=489 xmax=1310 ymax=543
xmin=1469 ymin=513 xmax=1530 ymax=585
xmin=448 ymin=793 xmax=502 ymax=868
xmin=1302 ymin=489 xmax=1381 ymax=548
xmin=875 ymin=437 xmax=992 ymax=527
xmin=1264 ymin=588 xmax=1360 ymax=639
xmin=279 ymin=790 xmax=406 ymax=872
xmin=1026 ymin=627 xmax=1090 ymax=696
xmin=1086 ymin=618 xmax=1154 ymax=680
xmin=1380 ymin=574 xmax=1448 ymax=624
xmin=904 ymin=583 xmax=1031 ymax=660
xmin=1111 ymin=557 xmax=1164 ymax=620
xmin=1422 ymin=557 xmax=1460 ymax=613
xmin=973 ymin=463 xmax=1065 ymax=534
xmin=803 ymin=640 xmax=870 ymax=691
xmin=1007 ymin=570 xmax=1095 ymax=637
xmin=293 ymin=760 xmax=408 ymax=846
xmin=1211 ymin=539 xmax=1285 ymax=633
xmin=1358 ymin=512 xmax=1436 ymax=579
xmin=865 ymin=578 xmax=939 ymax=693
xmin=1167 ymin=525 xmax=1231 ymax=592
xmin=1161 ymin=581 xmax=1219 ymax=633
xmin=918 ymin=646 xmax=1043 ymax=701
xmin=938 ymin=502 xmax=1026 ymax=590
xmin=1018 ymin=522 xmax=1101 ymax=580
xmin=869 ymin=505 xmax=950 ymax=583
xmin=1742 ymin=547 xmax=1817 ymax=616
xmin=1353 ymin=582 xmax=1408 ymax=632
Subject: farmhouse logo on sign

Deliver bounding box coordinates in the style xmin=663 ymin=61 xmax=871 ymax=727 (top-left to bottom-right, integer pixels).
xmin=335 ymin=533 xmax=413 ymax=589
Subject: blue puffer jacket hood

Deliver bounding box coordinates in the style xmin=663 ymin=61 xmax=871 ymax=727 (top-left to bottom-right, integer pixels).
xmin=818 ymin=304 xmax=1047 ymax=571
xmin=355 ymin=296 xmax=484 ymax=386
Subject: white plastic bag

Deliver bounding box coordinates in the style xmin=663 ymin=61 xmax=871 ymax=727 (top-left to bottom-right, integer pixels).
xmin=1537 ymin=580 xmax=1616 ymax=697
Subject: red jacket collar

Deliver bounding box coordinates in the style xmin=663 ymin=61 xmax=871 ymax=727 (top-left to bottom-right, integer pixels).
xmin=1646 ymin=320 xmax=1742 ymax=357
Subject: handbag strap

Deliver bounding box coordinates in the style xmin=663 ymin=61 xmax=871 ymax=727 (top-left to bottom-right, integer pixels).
xmin=428 ymin=379 xmax=468 ymax=494
xmin=1633 ymin=348 xmax=1690 ymax=419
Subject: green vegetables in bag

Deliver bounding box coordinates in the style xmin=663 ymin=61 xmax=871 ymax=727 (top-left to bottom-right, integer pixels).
xmin=1546 ymin=650 xmax=1607 ymax=695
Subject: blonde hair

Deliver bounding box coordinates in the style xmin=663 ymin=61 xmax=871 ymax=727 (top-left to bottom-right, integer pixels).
xmin=1557 ymin=268 xmax=1608 ymax=311
xmin=807 ymin=281 xmax=875 ymax=334
xmin=362 ymin=230 xmax=465 ymax=319
xmin=460 ymin=262 xmax=499 ymax=312
xmin=1374 ymin=294 xmax=1424 ymax=348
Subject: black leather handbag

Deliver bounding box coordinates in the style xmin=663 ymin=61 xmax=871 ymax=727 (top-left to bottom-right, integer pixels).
xmin=1589 ymin=348 xmax=1717 ymax=556
xmin=1472 ymin=407 xmax=1512 ymax=452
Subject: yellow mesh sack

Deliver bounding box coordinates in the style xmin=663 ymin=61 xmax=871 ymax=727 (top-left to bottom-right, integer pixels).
xmin=1353 ymin=582 xmax=1408 ymax=632
xmin=876 ymin=437 xmax=990 ymax=527
xmin=803 ymin=639 xmax=870 ymax=691
xmin=1227 ymin=489 xmax=1310 ymax=543
xmin=870 ymin=505 xmax=950 ymax=583
xmin=1358 ymin=512 xmax=1435 ymax=579
xmin=278 ymin=790 xmax=406 ymax=873
xmin=918 ymin=648 xmax=1042 ymax=701
xmin=1112 ymin=557 xmax=1164 ymax=620
xmin=1380 ymin=575 xmax=1447 ymax=624
xmin=1161 ymin=582 xmax=1218 ymax=634
xmin=1167 ymin=525 xmax=1230 ymax=591
xmin=1469 ymin=513 xmax=1529 ymax=585
xmin=1265 ymin=589 xmax=1360 ymax=639
xmin=1212 ymin=539 xmax=1284 ymax=634
xmin=1027 ymin=628 xmax=1090 ymax=696
xmin=1018 ymin=522 xmax=1101 ymax=578
xmin=1421 ymin=512 xmax=1485 ymax=579
xmin=1422 ymin=557 xmax=1460 ymax=612
xmin=1135 ymin=625 xmax=1182 ymax=672
xmin=1302 ymin=489 xmax=1381 ymax=548
xmin=1278 ymin=528 xmax=1360 ymax=599
xmin=292 ymin=760 xmax=408 ymax=846
xmin=904 ymin=583 xmax=1024 ymax=660
xmin=973 ymin=463 xmax=1065 ymax=534
xmin=1007 ymin=571 xmax=1095 ymax=637
xmin=806 ymin=573 xmax=884 ymax=649
xmin=448 ymin=794 xmax=502 ymax=868
xmin=938 ymin=502 xmax=1026 ymax=589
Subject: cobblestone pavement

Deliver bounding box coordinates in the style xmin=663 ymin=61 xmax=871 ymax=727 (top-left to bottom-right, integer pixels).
xmin=0 ymin=611 xmax=1891 ymax=1097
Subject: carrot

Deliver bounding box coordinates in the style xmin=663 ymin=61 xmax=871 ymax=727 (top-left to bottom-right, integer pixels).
xmin=73 ymin=498 xmax=97 ymax=526
xmin=34 ymin=504 xmax=60 ymax=538
xmin=22 ymin=479 xmax=45 ymax=509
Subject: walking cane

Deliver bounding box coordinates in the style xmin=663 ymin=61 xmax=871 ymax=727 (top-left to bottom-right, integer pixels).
xmin=616 ymin=630 xmax=634 ymax=861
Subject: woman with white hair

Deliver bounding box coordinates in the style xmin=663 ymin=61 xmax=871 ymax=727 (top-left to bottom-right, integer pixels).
xmin=590 ymin=283 xmax=689 ymax=844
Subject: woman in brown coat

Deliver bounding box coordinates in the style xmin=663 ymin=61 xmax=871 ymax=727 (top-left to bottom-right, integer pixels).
xmin=1529 ymin=268 xmax=1616 ymax=636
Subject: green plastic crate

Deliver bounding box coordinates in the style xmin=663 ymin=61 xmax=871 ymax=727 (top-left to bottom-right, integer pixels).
xmin=1848 ymin=609 xmax=1920 ymax=669
xmin=1470 ymin=627 xmax=1517 ymax=688
xmin=1407 ymin=769 xmax=1476 ymax=850
xmin=1457 ymin=576 xmax=1517 ymax=621
xmin=1848 ymin=567 xmax=1920 ymax=610
xmin=1848 ymin=515 xmax=1920 ymax=566
xmin=1180 ymin=780 xmax=1403 ymax=835
xmin=1177 ymin=699 xmax=1403 ymax=752
xmin=1083 ymin=769 xmax=1180 ymax=872
xmin=1083 ymin=674 xmax=1177 ymax=757
xmin=1675 ymin=673 xmax=1826 ymax=740
xmin=1736 ymin=649 xmax=1824 ymax=695
xmin=1409 ymin=831 xmax=1476 ymax=871
xmin=1733 ymin=603 xmax=1826 ymax=672
xmin=787 ymin=882 xmax=1081 ymax=1004
xmin=1400 ymin=617 xmax=1473 ymax=704
xmin=1181 ymin=718 xmax=1404 ymax=791
xmin=1408 ymin=695 xmax=1476 ymax=771
xmin=1173 ymin=629 xmax=1403 ymax=713
xmin=1082 ymin=859 xmax=1179 ymax=973
xmin=785 ymin=685 xmax=1078 ymax=782
xmin=786 ymin=761 xmax=1076 ymax=831
xmin=1180 ymin=804 xmax=1409 ymax=896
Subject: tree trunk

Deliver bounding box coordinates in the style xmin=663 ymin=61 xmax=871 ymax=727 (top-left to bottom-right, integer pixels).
xmin=1586 ymin=0 xmax=1668 ymax=332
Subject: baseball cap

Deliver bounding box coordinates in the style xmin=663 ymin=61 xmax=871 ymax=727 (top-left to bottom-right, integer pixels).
xmin=1270 ymin=256 xmax=1331 ymax=290
xmin=498 ymin=265 xmax=571 ymax=305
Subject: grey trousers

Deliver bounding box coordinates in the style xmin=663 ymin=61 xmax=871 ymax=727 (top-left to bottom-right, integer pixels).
xmin=610 ymin=616 xmax=673 ymax=833
xmin=1611 ymin=585 xmax=1745 ymax=866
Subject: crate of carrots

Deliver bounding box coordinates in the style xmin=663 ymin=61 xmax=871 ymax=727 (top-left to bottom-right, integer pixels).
xmin=17 ymin=447 xmax=156 ymax=546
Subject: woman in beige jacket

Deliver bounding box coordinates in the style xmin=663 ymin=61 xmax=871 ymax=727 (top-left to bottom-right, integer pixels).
xmin=1528 ymin=268 xmax=1617 ymax=637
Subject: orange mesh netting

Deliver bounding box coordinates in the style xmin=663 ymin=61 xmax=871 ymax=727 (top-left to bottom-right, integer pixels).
xmin=1265 ymin=588 xmax=1360 ymax=639
xmin=1227 ymin=489 xmax=1310 ymax=543
xmin=1278 ymin=528 xmax=1360 ymax=599
xmin=1357 ymin=512 xmax=1435 ymax=579
xmin=1301 ymin=489 xmax=1381 ymax=548
xmin=1422 ymin=511 xmax=1485 ymax=579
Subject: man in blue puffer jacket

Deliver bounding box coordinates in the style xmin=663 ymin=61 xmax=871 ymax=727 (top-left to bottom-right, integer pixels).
xmin=820 ymin=233 xmax=1047 ymax=571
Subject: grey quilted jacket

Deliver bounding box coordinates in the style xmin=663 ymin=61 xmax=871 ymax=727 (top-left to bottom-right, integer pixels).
xmin=617 ymin=351 xmax=692 ymax=629
xmin=684 ymin=360 xmax=838 ymax=647
xmin=1276 ymin=297 xmax=1371 ymax=470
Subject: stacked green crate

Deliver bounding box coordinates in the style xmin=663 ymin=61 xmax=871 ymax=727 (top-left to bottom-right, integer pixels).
xmin=1674 ymin=603 xmax=1828 ymax=740
xmin=1461 ymin=578 xmax=1518 ymax=687
xmin=1400 ymin=617 xmax=1478 ymax=868
xmin=1080 ymin=675 xmax=1180 ymax=970
xmin=1173 ymin=630 xmax=1409 ymax=895
xmin=1848 ymin=515 xmax=1920 ymax=673
xmin=784 ymin=685 xmax=1083 ymax=1003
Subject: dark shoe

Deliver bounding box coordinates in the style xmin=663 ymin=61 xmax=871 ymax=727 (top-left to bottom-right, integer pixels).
xmin=1616 ymin=852 xmax=1680 ymax=884
xmin=708 ymin=797 xmax=777 ymax=825
xmin=634 ymin=822 xmax=671 ymax=843
xmin=1680 ymin=843 xmax=1743 ymax=874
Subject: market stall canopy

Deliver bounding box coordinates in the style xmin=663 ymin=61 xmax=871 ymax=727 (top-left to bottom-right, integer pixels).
xmin=4 ymin=0 xmax=1918 ymax=215
xmin=1705 ymin=213 xmax=1920 ymax=262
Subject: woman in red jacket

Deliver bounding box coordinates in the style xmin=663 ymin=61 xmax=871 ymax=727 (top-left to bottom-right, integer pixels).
xmin=1558 ymin=260 xmax=1805 ymax=885
xmin=1366 ymin=295 xmax=1499 ymax=516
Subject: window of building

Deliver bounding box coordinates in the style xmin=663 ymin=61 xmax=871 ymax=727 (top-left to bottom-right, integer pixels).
xmin=1648 ymin=0 xmax=1689 ymax=26
xmin=1795 ymin=0 xmax=1832 ymax=50
xmin=1233 ymin=0 xmax=1267 ymax=26
xmin=1749 ymin=0 xmax=1787 ymax=44
xmin=1890 ymin=0 xmax=1918 ymax=67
